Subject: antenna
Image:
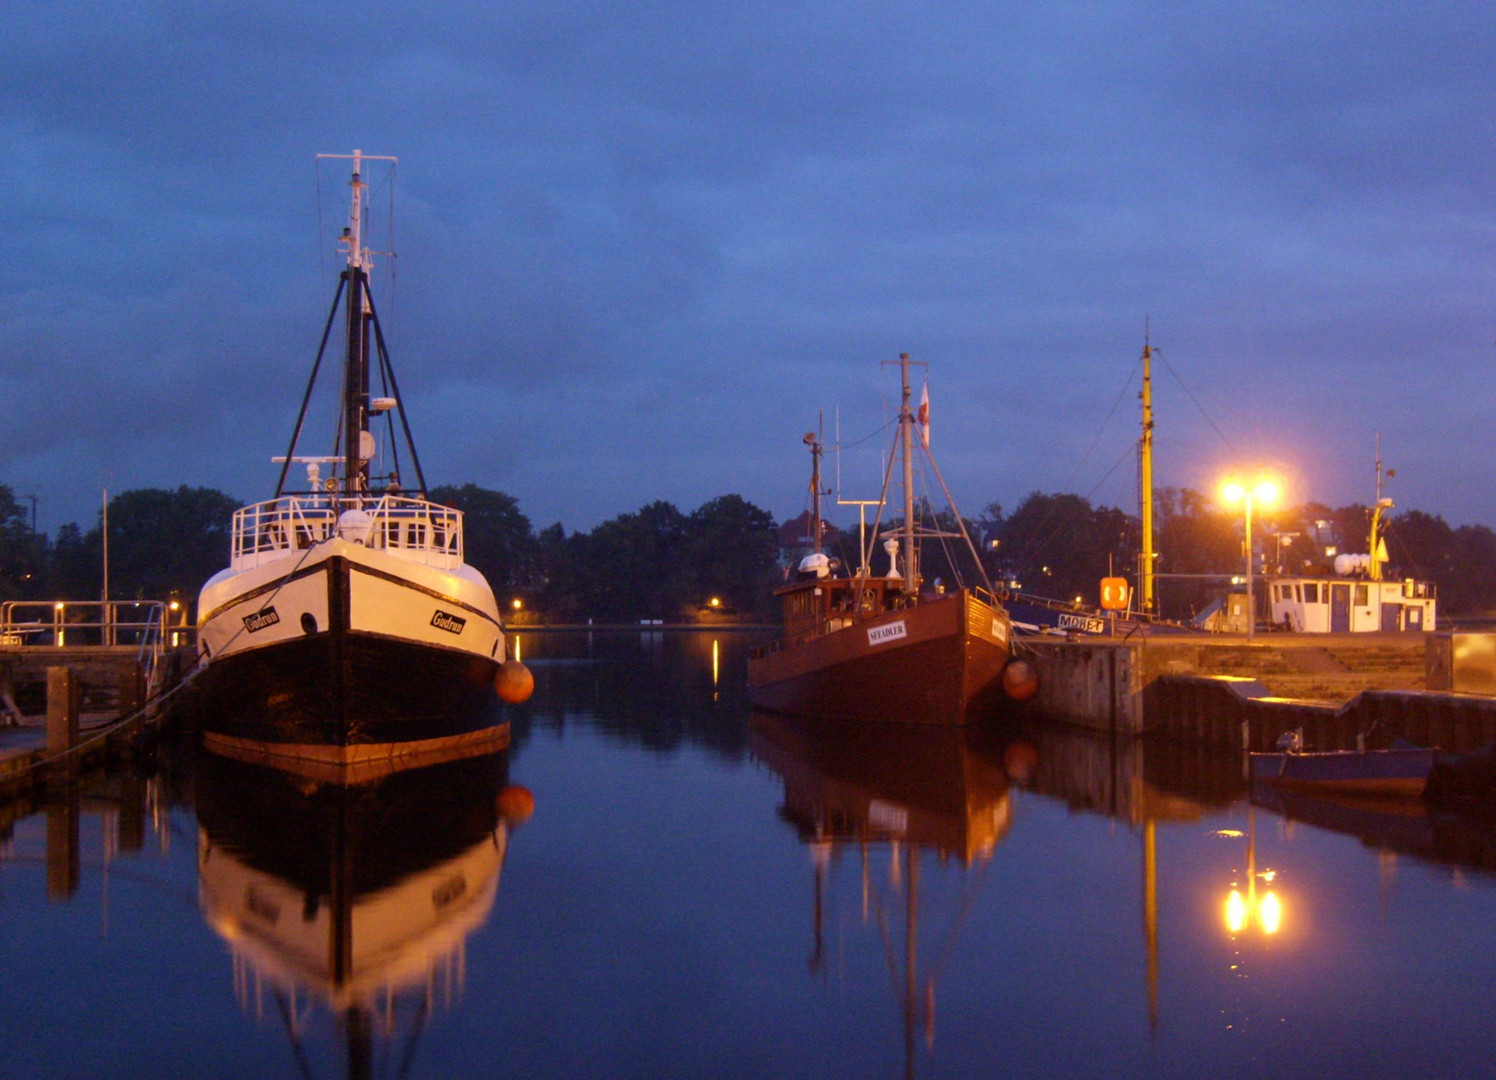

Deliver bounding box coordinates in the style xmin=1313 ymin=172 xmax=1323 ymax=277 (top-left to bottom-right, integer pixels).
xmin=835 ymin=419 xmax=881 ymax=576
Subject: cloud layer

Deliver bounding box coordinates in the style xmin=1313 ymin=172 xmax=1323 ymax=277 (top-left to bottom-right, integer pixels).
xmin=4 ymin=3 xmax=1495 ymax=536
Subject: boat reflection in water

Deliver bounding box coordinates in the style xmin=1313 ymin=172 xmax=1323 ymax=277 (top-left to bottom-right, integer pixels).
xmin=195 ymin=750 xmax=530 ymax=1079
xmin=750 ymin=711 xmax=1017 ymax=1075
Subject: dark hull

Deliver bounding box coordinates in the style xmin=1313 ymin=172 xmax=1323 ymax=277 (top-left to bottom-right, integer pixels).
xmin=194 ymin=629 xmax=506 ymax=781
xmin=1250 ymin=747 xmax=1435 ymax=797
xmin=1005 ymin=596 xmax=1109 ymax=636
xmin=748 ymin=590 xmax=1011 ymax=725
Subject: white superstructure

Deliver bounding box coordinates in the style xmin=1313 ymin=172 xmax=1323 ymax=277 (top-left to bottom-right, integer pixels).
xmin=1269 ymin=576 xmax=1435 ymax=633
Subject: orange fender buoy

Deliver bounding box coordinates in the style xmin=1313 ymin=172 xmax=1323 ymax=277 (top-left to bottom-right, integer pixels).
xmin=1001 ymin=658 xmax=1039 ymax=701
xmin=496 ymin=785 xmax=535 ymax=824
xmin=495 ymin=659 xmax=535 ymax=704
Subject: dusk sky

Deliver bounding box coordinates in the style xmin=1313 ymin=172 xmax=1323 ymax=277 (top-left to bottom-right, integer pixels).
xmin=5 ymin=4 xmax=1496 ymax=542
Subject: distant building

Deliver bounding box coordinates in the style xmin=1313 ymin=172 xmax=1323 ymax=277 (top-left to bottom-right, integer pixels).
xmin=776 ymin=510 xmax=827 ymax=569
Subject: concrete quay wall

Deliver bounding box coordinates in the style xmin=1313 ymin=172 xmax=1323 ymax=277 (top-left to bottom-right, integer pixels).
xmin=1020 ymin=633 xmax=1496 ymax=751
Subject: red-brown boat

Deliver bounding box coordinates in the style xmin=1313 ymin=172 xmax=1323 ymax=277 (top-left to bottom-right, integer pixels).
xmin=748 ymin=354 xmax=1013 ymax=725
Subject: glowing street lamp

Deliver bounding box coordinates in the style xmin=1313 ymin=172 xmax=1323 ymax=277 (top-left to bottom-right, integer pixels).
xmin=1219 ymin=477 xmax=1280 ymax=643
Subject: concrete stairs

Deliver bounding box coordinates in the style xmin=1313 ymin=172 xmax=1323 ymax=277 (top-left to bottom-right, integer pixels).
xmin=1193 ymin=637 xmax=1427 ymax=702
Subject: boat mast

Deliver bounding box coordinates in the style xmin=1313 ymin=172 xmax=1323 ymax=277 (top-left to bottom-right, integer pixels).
xmin=1138 ymin=330 xmax=1156 ymax=614
xmin=1369 ymin=434 xmax=1392 ymax=582
xmin=899 ymin=353 xmax=917 ymax=595
xmin=806 ymin=420 xmax=824 ymax=557
xmin=341 ymin=150 xmax=372 ymax=503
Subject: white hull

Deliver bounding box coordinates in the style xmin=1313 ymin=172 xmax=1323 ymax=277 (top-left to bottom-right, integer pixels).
xmin=193 ymin=525 xmax=508 ymax=773
xmin=198 ymin=537 xmax=503 ymax=668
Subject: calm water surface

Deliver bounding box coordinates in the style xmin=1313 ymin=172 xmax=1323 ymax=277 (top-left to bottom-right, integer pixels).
xmin=3 ymin=630 xmax=1496 ymax=1079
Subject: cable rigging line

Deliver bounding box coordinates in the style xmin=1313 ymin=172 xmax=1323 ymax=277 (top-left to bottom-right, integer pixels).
xmin=1018 ymin=441 xmax=1136 ymax=574
xmin=1156 ymin=350 xmax=1237 ymax=456
xmin=1005 ymin=354 xmax=1141 ymax=572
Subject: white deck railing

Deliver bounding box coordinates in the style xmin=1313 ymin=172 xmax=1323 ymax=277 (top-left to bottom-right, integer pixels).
xmin=231 ymin=494 xmax=466 ymax=572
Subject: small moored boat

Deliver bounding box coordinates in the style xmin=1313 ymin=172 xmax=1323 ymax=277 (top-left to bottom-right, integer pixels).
xmin=1250 ymin=743 xmax=1435 ymax=797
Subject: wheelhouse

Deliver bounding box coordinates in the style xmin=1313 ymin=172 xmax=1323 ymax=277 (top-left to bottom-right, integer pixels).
xmin=1269 ymin=576 xmax=1436 ymax=633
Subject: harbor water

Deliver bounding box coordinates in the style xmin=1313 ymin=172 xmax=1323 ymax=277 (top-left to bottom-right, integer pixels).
xmin=3 ymin=629 xmax=1495 ymax=1079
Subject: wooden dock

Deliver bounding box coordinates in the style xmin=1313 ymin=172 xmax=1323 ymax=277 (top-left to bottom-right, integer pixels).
xmin=2 ymin=646 xmax=147 ymax=722
xmin=0 ymin=600 xmax=197 ymax=798
xmin=0 ymin=648 xmax=195 ymax=797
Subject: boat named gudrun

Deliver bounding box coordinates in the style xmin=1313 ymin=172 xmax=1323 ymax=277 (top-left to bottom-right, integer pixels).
xmin=195 ymin=151 xmax=510 ymax=778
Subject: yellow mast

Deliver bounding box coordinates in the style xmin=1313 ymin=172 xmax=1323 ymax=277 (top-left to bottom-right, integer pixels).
xmin=1138 ymin=333 xmax=1156 ymax=614
xmin=1369 ymin=435 xmax=1392 ymax=582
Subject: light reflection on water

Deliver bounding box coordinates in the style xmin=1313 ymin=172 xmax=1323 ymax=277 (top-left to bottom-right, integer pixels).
xmin=2 ymin=629 xmax=1496 ymax=1078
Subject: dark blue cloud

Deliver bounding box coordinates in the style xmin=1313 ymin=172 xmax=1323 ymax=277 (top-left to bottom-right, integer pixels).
xmin=3 ymin=2 xmax=1496 ymax=538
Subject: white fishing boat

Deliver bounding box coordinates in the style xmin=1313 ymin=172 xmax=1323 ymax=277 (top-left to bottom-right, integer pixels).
xmin=195 ymin=151 xmax=511 ymax=776
xmin=1268 ymin=446 xmax=1436 ymax=633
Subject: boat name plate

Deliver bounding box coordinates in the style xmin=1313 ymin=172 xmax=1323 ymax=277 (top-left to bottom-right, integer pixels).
xmin=431 ymin=610 xmax=468 ymax=635
xmin=867 ymin=620 xmax=907 ymax=646
xmin=1058 ymin=613 xmax=1105 ymax=634
xmin=243 ymin=606 xmax=281 ymax=633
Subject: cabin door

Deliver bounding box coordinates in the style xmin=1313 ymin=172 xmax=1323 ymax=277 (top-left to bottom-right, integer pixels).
xmin=1380 ymin=603 xmax=1402 ymax=631
xmin=1330 ymin=584 xmax=1351 ymax=632
xmin=1405 ymin=605 xmax=1423 ymax=631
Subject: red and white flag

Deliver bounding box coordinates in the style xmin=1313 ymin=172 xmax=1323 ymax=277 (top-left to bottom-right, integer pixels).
xmin=917 ymin=381 xmax=930 ymax=448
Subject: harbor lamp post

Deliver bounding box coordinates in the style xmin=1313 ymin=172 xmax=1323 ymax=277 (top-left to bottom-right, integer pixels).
xmin=1220 ymin=477 xmax=1280 ymax=643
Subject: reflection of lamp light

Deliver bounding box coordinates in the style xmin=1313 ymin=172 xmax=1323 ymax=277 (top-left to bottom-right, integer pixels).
xmin=1219 ymin=476 xmax=1280 ymax=643
xmin=1224 ymin=886 xmax=1282 ymax=934
xmin=1223 ymin=807 xmax=1283 ymax=935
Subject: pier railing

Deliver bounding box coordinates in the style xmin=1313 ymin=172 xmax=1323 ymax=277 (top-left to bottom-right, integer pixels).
xmin=0 ymin=600 xmax=193 ymax=698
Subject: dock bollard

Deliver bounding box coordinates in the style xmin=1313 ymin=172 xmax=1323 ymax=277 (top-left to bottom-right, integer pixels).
xmin=46 ymin=666 xmax=79 ymax=763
